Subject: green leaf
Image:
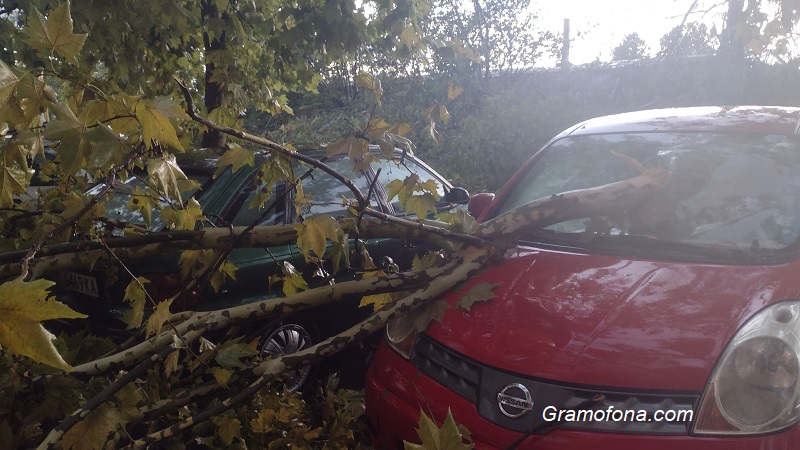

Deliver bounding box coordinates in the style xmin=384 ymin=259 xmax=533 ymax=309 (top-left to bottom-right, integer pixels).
xmin=135 ymin=99 xmax=185 ymax=150
xmin=0 ymin=279 xmax=86 ymax=371
xmin=45 ymin=102 xmax=92 ymax=175
xmin=215 ymin=340 xmax=258 ymax=369
xmin=295 ymin=214 xmax=341 ymax=261
xmin=122 ymin=277 xmax=150 ymax=329
xmin=214 ymin=144 xmax=255 ymax=178
xmin=85 ymin=123 xmax=131 ymax=170
xmin=23 ymin=1 xmax=87 ymax=64
xmin=455 ymin=283 xmax=499 ymax=311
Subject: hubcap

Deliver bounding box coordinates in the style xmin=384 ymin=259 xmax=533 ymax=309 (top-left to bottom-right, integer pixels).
xmin=261 ymin=323 xmax=313 ymax=392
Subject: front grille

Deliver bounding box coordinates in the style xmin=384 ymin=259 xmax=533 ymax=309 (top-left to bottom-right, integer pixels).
xmin=410 ymin=334 xmax=699 ymax=435
xmin=411 ymin=334 xmax=481 ymax=403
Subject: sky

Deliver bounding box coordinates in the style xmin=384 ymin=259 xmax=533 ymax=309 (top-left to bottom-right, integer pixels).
xmin=533 ymin=0 xmax=725 ymax=65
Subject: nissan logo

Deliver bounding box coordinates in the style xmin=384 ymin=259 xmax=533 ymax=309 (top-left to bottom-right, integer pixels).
xmin=497 ymin=383 xmax=534 ymax=418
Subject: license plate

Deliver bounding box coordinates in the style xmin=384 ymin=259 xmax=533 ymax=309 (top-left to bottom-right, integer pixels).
xmin=60 ymin=271 xmax=99 ymax=297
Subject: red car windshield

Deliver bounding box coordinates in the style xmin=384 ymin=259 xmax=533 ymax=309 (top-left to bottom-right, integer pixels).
xmin=495 ymin=132 xmax=800 ymax=262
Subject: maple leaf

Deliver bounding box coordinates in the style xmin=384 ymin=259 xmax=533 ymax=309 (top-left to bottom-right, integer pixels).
xmin=210 ymin=367 xmax=233 ymax=388
xmin=210 ymin=258 xmax=237 ymax=293
xmin=164 ymin=349 xmax=180 ymax=378
xmin=124 ymin=186 xmax=159 ymax=228
xmin=250 ymin=410 xmax=276 ymax=434
xmin=295 ymin=214 xmax=340 ymax=261
xmin=0 ymin=279 xmax=86 ymax=371
xmin=214 ymin=416 xmax=242 ymax=446
xmin=270 ymin=261 xmax=309 ymax=296
xmin=163 ymin=197 xmax=205 ymax=230
xmin=354 ymin=72 xmax=382 ymax=106
xmin=44 ymin=102 xmax=92 ymax=175
xmin=135 ymin=98 xmax=185 ymax=150
xmin=326 ymin=134 xmax=369 ymax=161
xmin=215 ymin=339 xmax=258 ymax=369
xmin=447 ymin=82 xmax=464 ymax=101
xmin=456 ymin=283 xmax=499 ymax=311
xmin=144 ymin=297 xmax=174 ymax=338
xmin=404 ymin=408 xmax=474 ymax=450
xmin=412 ymin=251 xmax=445 ymax=272
xmin=63 ymin=402 xmax=124 ymax=450
xmin=23 ymin=1 xmax=87 ymax=64
xmin=85 ymin=123 xmax=131 ymax=170
xmin=358 ymin=269 xmax=393 ymax=310
xmin=122 ymin=277 xmax=150 ymax=329
xmin=146 ymin=155 xmax=188 ymax=203
xmin=410 ymin=300 xmax=451 ymax=335
xmin=213 ymin=144 xmax=255 ymax=178
xmin=405 ymin=193 xmax=438 ymax=219
xmin=0 ymin=145 xmax=32 ymax=208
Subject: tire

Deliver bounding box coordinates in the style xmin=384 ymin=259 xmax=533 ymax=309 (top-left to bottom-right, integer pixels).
xmin=260 ymin=320 xmax=318 ymax=392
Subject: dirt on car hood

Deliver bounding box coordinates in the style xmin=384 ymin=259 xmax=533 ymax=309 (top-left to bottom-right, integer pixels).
xmin=425 ymin=246 xmax=800 ymax=391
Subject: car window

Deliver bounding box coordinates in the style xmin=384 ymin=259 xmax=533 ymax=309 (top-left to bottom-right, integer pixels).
xmin=299 ymin=159 xmax=378 ymax=218
xmin=229 ymin=182 xmax=283 ymax=226
xmin=94 ymin=173 xmax=209 ymax=230
xmin=495 ymin=132 xmax=800 ymax=258
xmin=372 ymin=157 xmax=445 ymax=214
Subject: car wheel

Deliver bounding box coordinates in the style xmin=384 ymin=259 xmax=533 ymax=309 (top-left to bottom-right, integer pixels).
xmin=260 ymin=321 xmax=317 ymax=392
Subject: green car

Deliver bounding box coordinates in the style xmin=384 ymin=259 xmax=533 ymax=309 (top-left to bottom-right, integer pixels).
xmin=56 ymin=146 xmax=467 ymax=390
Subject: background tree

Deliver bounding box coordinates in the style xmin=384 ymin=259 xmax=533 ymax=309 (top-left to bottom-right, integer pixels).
xmin=612 ymin=32 xmax=650 ymax=61
xmin=658 ymin=23 xmax=719 ymax=59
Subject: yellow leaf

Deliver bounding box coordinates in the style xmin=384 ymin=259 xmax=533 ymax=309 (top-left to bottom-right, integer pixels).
xmin=146 ymin=155 xmax=187 ymax=203
xmin=326 ymin=135 xmax=369 ymax=161
xmin=144 ymin=297 xmax=173 ymax=338
xmin=124 ymin=186 xmax=159 ymax=228
xmin=358 ymin=269 xmax=393 ymax=310
xmin=135 ymin=99 xmax=185 ymax=150
xmin=164 ymin=349 xmax=180 ymax=378
xmin=210 ymin=258 xmax=237 ymax=293
xmin=295 ymin=214 xmax=340 ymax=261
xmin=404 ymin=408 xmax=474 ymax=449
xmin=216 ymin=416 xmax=242 ymax=446
xmin=354 ymin=71 xmax=382 ymax=106
xmin=210 ymin=367 xmax=232 ymax=388
xmin=406 ymin=193 xmax=438 ymax=219
xmin=0 ymin=279 xmax=86 ymax=371
xmin=0 ymin=145 xmax=32 ymax=208
xmin=214 ymin=144 xmax=255 ymax=178
xmin=215 ymin=340 xmax=258 ymax=369
xmin=250 ymin=410 xmax=275 ymax=433
xmin=23 ymin=1 xmax=87 ymax=64
xmin=447 ymin=83 xmax=464 ymax=101
xmin=275 ymin=261 xmax=309 ymax=296
xmin=63 ymin=403 xmax=124 ymax=450
xmin=122 ymin=277 xmax=150 ymax=329
xmin=164 ymin=197 xmax=205 ymax=230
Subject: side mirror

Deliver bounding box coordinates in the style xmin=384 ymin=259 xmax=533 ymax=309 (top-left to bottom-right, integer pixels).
xmin=468 ymin=193 xmax=495 ymax=219
xmin=443 ymin=187 xmax=470 ymax=204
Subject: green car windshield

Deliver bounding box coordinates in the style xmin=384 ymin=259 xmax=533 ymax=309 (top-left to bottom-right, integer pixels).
xmin=496 ymin=132 xmax=800 ymax=261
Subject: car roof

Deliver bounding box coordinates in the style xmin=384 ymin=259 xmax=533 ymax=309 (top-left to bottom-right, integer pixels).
xmin=564 ymin=106 xmax=800 ymax=137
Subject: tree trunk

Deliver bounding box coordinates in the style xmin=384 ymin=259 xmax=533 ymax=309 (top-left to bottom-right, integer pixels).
xmin=200 ymin=0 xmax=227 ymax=150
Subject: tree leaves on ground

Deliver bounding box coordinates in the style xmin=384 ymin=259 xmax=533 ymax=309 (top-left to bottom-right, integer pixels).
xmin=0 ymin=279 xmax=86 ymax=371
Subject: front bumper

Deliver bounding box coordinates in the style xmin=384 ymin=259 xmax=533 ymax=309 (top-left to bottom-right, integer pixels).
xmin=365 ymin=341 xmax=800 ymax=450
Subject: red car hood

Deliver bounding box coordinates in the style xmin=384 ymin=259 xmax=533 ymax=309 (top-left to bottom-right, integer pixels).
xmin=426 ymin=246 xmax=800 ymax=391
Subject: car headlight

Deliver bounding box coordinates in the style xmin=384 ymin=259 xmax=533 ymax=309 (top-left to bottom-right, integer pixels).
xmin=385 ymin=312 xmax=419 ymax=359
xmin=694 ymin=301 xmax=800 ymax=435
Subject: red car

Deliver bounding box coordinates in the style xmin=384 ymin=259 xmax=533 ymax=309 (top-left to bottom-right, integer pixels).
xmin=365 ymin=106 xmax=800 ymax=449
